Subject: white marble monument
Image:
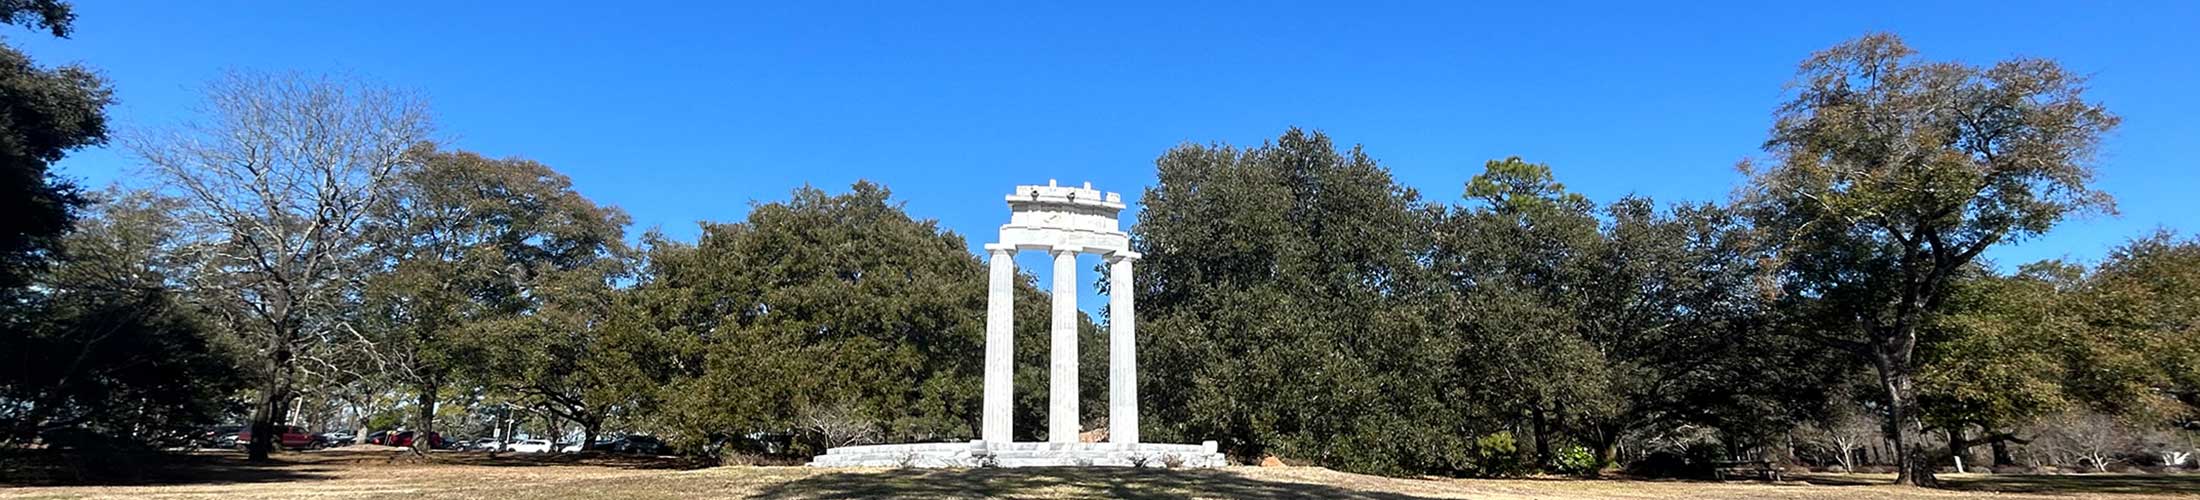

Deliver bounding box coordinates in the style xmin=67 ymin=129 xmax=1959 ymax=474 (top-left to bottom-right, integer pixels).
xmin=809 ymin=181 xmax=1225 ymax=468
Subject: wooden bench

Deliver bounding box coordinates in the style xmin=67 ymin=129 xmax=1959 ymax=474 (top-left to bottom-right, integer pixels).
xmin=1710 ymin=460 xmax=1785 ymax=481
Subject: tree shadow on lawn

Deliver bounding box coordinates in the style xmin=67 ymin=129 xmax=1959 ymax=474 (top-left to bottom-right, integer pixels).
xmin=1793 ymin=472 xmax=2200 ymax=495
xmin=1788 ymin=473 xmax=1896 ymax=487
xmin=746 ymin=467 xmax=1447 ymax=500
xmin=418 ymin=450 xmax=713 ymax=470
xmin=0 ymin=449 xmax=711 ymax=487
xmin=0 ymin=449 xmax=337 ymax=487
xmin=1942 ymin=474 xmax=2200 ymax=495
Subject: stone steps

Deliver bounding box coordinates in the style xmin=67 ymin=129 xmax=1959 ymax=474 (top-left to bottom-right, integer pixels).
xmin=809 ymin=441 xmax=1228 ymax=468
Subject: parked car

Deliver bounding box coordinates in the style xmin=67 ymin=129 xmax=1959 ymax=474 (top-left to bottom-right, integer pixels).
xmin=600 ymin=435 xmax=671 ymax=455
xmin=506 ymin=439 xmax=554 ymax=453
xmin=237 ymin=425 xmax=316 ymax=450
xmin=320 ymin=430 xmax=354 ymax=445
xmin=366 ymin=430 xmax=444 ymax=448
xmin=199 ymin=426 xmax=242 ymax=448
xmin=468 ymin=437 xmax=505 ymax=451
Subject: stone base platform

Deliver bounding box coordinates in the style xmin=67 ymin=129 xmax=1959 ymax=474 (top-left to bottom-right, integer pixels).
xmin=808 ymin=441 xmax=1228 ymax=468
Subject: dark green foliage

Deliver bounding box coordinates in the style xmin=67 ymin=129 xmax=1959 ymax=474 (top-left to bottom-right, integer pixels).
xmin=0 ymin=193 xmax=241 ymax=447
xmin=0 ymin=0 xmax=73 ymax=37
xmin=1134 ymin=128 xmax=1449 ymax=475
xmin=367 ymin=146 xmax=635 ymax=448
xmin=630 ymin=182 xmax=1083 ymax=451
xmin=1916 ymin=264 xmax=2081 ymax=432
xmin=1435 ymin=157 xmax=1835 ymax=473
xmin=0 ymin=28 xmax=109 ymax=296
xmin=0 ymin=4 xmax=214 ymax=449
xmin=363 ymin=145 xmax=633 ymax=448
xmin=2070 ymin=232 xmax=2200 ymax=418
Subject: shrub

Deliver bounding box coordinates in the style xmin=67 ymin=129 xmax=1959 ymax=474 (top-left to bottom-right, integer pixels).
xmin=1552 ymin=445 xmax=1598 ymax=476
xmin=1469 ymin=432 xmax=1530 ymax=477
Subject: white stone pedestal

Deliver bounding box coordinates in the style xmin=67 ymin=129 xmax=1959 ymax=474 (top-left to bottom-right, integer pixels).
xmin=809 ymin=441 xmax=1228 ymax=468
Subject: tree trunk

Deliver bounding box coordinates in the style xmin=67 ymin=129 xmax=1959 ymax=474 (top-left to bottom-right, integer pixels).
xmin=247 ymin=333 xmax=295 ymax=462
xmin=1945 ymin=425 xmax=1965 ymax=472
xmin=1531 ymin=408 xmax=1554 ymax=469
xmin=412 ymin=378 xmax=439 ymax=453
xmin=1876 ymin=347 xmax=1938 ymax=486
xmin=354 ymin=408 xmax=370 ymax=446
xmin=1590 ymin=423 xmax=1621 ymax=475
xmin=545 ymin=410 xmax=561 ymax=454
xmin=1989 ymin=435 xmax=2015 ymax=467
xmin=582 ymin=418 xmax=601 ymax=452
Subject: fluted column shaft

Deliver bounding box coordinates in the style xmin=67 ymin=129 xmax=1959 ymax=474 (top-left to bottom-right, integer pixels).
xmin=1107 ymin=254 xmax=1139 ymax=444
xmin=981 ymin=246 xmax=1015 ymax=443
xmin=1048 ymin=247 xmax=1081 ymax=443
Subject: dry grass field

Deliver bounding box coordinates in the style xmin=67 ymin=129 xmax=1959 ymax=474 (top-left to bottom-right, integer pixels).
xmin=3 ymin=450 xmax=2196 ymax=499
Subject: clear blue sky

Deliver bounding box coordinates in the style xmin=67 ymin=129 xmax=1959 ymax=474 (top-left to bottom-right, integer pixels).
xmin=16 ymin=1 xmax=2197 ymax=312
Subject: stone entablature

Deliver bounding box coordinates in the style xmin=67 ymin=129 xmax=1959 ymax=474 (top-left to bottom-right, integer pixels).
xmin=998 ymin=180 xmax=1131 ymax=255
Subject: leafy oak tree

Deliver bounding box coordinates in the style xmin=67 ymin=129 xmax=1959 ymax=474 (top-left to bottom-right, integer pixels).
xmin=1916 ymin=262 xmax=2086 ymax=466
xmin=1743 ymin=33 xmax=2117 ymax=485
xmin=1439 ymin=158 xmax=1839 ymax=473
xmin=632 ymin=182 xmax=1086 ymax=452
xmin=360 ymin=146 xmax=630 ymax=452
xmin=2078 ymin=232 xmax=2200 ymax=418
xmin=1434 ymin=157 xmax=1611 ymax=470
xmin=1134 ymin=128 xmax=1450 ymax=475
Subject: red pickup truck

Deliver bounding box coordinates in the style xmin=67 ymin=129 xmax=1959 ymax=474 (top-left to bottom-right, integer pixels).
xmin=237 ymin=425 xmax=317 ymax=450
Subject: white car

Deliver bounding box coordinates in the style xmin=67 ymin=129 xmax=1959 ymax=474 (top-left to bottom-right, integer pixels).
xmin=506 ymin=439 xmax=554 ymax=453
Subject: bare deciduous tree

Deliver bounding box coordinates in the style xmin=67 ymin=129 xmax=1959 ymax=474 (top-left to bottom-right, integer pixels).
xmin=128 ymin=71 xmax=431 ymax=461
xmin=1803 ymin=408 xmax=1880 ymax=472
xmin=799 ymin=401 xmax=878 ymax=450
xmin=2031 ymin=410 xmax=2134 ymax=473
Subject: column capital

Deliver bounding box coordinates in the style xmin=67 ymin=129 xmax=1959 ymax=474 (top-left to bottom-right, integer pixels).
xmin=983 ymin=243 xmax=1017 ymax=256
xmin=1105 ymin=250 xmax=1142 ymax=263
xmin=1049 ymin=244 xmax=1085 ymax=255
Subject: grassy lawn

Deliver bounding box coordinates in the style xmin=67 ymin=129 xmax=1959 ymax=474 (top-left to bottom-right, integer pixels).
xmin=3 ymin=450 xmax=2196 ymax=499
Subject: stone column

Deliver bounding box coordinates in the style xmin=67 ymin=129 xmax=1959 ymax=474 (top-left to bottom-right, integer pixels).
xmin=1048 ymin=246 xmax=1080 ymax=443
xmin=1107 ymin=253 xmax=1139 ymax=444
xmin=981 ymin=245 xmax=1015 ymax=444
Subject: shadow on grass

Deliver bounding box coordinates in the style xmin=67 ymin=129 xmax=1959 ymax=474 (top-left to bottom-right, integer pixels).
xmin=1787 ymin=473 xmax=1896 ymax=487
xmin=0 ymin=448 xmax=712 ymax=487
xmin=1791 ymin=471 xmax=2200 ymax=495
xmin=746 ymin=467 xmax=1446 ymax=500
xmin=414 ymin=450 xmax=713 ymax=470
xmin=1944 ymin=473 xmax=2200 ymax=495
xmin=0 ymin=449 xmax=337 ymax=487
